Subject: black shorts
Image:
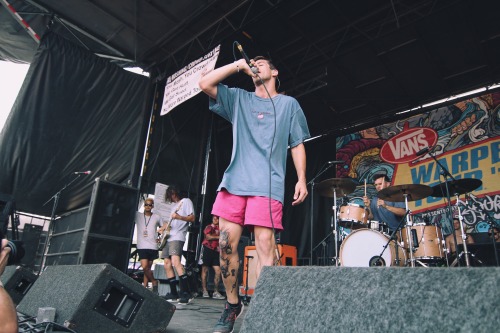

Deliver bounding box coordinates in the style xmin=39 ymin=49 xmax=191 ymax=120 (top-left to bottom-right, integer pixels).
xmin=199 ymin=246 xmax=220 ymax=267
xmin=137 ymin=249 xmax=159 ymax=261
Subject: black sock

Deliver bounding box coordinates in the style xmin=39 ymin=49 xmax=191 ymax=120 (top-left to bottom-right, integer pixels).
xmin=179 ymin=274 xmax=191 ymax=294
xmin=167 ymin=277 xmax=179 ymax=296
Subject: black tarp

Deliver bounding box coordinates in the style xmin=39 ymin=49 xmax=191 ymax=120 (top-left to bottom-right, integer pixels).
xmin=0 ymin=33 xmax=150 ymax=216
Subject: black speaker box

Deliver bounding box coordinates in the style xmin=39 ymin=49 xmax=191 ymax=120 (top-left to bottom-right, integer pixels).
xmin=45 ymin=179 xmax=138 ymax=272
xmin=241 ymin=266 xmax=500 ymax=333
xmin=20 ymin=224 xmax=43 ymax=269
xmin=0 ymin=266 xmax=38 ymax=305
xmin=17 ymin=264 xmax=175 ymax=333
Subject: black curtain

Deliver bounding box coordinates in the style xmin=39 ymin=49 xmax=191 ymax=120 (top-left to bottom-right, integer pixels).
xmin=0 ymin=33 xmax=150 ymax=216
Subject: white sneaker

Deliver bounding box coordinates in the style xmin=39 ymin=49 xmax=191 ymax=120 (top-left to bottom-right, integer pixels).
xmin=212 ymin=291 xmax=225 ymax=299
xmin=202 ymin=291 xmax=210 ymax=298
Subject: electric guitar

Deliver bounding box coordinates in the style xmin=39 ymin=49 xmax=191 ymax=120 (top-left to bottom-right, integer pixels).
xmin=158 ymin=201 xmax=183 ymax=250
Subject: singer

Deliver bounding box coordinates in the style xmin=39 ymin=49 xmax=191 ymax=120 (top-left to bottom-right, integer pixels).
xmin=362 ymin=173 xmax=406 ymax=232
xmin=199 ymin=51 xmax=310 ymax=333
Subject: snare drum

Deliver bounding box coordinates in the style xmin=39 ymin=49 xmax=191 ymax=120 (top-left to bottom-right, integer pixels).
xmin=340 ymin=229 xmax=406 ymax=267
xmin=402 ymin=225 xmax=444 ymax=261
xmin=339 ymin=201 xmax=368 ymax=229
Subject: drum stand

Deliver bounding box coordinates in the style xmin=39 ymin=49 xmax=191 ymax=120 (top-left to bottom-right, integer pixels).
xmin=400 ymin=193 xmax=418 ymax=267
xmin=449 ymin=194 xmax=484 ymax=267
xmin=331 ymin=188 xmax=340 ymax=266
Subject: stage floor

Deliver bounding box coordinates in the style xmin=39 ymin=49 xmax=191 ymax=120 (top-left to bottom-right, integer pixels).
xmin=166 ymin=297 xmax=247 ymax=333
xmin=15 ymin=296 xmax=247 ymax=333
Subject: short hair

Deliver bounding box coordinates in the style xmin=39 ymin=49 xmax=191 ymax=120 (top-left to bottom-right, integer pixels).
xmin=372 ymin=173 xmax=390 ymax=183
xmin=145 ymin=198 xmax=154 ymax=204
xmin=253 ymin=56 xmax=277 ymax=70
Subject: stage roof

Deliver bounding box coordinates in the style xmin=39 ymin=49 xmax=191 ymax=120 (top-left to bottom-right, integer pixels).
xmin=2 ymin=0 xmax=500 ymax=136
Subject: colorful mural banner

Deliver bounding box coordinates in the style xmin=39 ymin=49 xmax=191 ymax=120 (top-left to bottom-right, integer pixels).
xmin=336 ymin=92 xmax=500 ymax=234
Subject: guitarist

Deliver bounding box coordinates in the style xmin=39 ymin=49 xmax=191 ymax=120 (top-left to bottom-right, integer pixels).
xmin=135 ymin=198 xmax=163 ymax=294
xmin=160 ymin=185 xmax=195 ymax=305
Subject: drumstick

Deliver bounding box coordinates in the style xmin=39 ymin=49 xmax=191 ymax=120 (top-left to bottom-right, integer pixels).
xmin=364 ymin=178 xmax=367 ymax=197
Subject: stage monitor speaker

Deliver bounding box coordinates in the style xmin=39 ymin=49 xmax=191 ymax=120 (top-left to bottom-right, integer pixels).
xmin=17 ymin=264 xmax=175 ymax=333
xmin=0 ymin=266 xmax=38 ymax=305
xmin=240 ymin=244 xmax=296 ymax=296
xmin=45 ymin=179 xmax=138 ymax=272
xmin=240 ymin=266 xmax=500 ymax=333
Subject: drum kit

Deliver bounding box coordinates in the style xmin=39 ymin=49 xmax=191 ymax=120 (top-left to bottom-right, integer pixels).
xmin=315 ymin=177 xmax=484 ymax=268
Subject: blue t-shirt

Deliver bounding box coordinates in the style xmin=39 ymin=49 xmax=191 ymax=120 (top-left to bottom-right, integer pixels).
xmin=209 ymin=84 xmax=310 ymax=203
xmin=370 ymin=197 xmax=406 ymax=230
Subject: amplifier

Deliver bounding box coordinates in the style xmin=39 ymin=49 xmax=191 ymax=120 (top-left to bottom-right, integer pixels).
xmin=240 ymin=244 xmax=297 ymax=296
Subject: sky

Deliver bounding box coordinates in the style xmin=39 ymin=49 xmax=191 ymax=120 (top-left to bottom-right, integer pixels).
xmin=0 ymin=61 xmax=30 ymax=131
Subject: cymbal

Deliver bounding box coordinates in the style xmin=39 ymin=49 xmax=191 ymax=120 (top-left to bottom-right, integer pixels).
xmin=431 ymin=178 xmax=482 ymax=197
xmin=316 ymin=178 xmax=358 ymax=197
xmin=378 ymin=184 xmax=433 ymax=202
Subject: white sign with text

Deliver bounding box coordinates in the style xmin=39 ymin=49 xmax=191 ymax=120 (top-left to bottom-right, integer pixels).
xmin=161 ymin=45 xmax=220 ymax=115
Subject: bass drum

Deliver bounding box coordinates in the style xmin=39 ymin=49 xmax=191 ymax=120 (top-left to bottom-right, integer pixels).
xmin=340 ymin=229 xmax=406 ymax=267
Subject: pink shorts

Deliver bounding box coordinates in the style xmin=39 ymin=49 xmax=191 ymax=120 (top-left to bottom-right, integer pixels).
xmin=212 ymin=190 xmax=283 ymax=231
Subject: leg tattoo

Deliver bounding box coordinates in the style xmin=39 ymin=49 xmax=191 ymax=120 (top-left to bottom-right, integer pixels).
xmin=220 ymin=231 xmax=232 ymax=254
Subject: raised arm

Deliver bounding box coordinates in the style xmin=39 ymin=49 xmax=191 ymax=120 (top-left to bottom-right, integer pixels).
xmin=198 ymin=58 xmax=252 ymax=99
xmin=290 ymin=143 xmax=308 ymax=206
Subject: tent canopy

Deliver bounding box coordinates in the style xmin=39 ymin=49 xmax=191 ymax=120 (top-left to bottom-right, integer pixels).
xmin=2 ymin=0 xmax=500 ymax=136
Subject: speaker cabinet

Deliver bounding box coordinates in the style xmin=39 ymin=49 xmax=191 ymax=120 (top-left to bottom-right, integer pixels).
xmin=20 ymin=224 xmax=43 ymax=269
xmin=0 ymin=266 xmax=38 ymax=305
xmin=45 ymin=179 xmax=138 ymax=272
xmin=241 ymin=266 xmax=500 ymax=333
xmin=240 ymin=245 xmax=296 ymax=296
xmin=17 ymin=264 xmax=175 ymax=333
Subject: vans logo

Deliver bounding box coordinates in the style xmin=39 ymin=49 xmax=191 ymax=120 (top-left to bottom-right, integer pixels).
xmin=380 ymin=127 xmax=438 ymax=164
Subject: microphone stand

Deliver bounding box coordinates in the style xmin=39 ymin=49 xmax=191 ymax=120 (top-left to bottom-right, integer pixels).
xmin=307 ymin=162 xmax=335 ymax=266
xmin=40 ymin=174 xmax=82 ymax=272
xmin=371 ymin=210 xmax=410 ymax=266
xmin=426 ymin=149 xmax=461 ymax=267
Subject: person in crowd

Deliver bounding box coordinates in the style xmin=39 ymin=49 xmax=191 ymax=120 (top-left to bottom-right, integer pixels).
xmin=160 ymin=185 xmax=195 ymax=305
xmin=135 ymin=198 xmax=162 ymax=294
xmin=0 ymin=238 xmax=18 ymax=333
xmin=199 ymin=55 xmax=310 ymax=333
xmin=363 ymin=173 xmax=406 ymax=231
xmin=199 ymin=215 xmax=225 ymax=299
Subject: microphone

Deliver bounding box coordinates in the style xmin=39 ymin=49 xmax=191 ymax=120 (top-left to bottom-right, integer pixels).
xmin=415 ymin=147 xmax=430 ymax=157
xmin=74 ymin=170 xmax=92 ymax=175
xmin=327 ymin=160 xmax=345 ymax=164
xmin=369 ymin=256 xmax=386 ymax=267
xmin=235 ymin=42 xmax=258 ymax=74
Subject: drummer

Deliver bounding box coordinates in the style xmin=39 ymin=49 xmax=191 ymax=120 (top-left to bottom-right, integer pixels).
xmin=363 ymin=173 xmax=406 ymax=231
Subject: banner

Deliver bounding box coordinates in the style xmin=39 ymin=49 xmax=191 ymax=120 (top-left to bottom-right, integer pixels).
xmin=161 ymin=45 xmax=220 ymax=115
xmin=336 ymin=92 xmax=500 ymax=234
